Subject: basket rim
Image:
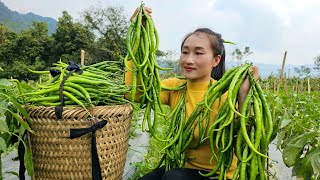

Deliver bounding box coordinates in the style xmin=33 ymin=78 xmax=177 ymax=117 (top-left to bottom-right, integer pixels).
xmin=25 ymin=103 xmax=132 ymax=110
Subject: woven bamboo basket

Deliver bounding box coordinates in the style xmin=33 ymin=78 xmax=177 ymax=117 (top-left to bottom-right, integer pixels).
xmin=27 ymin=104 xmax=133 ymax=180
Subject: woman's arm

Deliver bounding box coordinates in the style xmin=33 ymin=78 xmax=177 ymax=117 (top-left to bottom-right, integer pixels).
xmin=237 ymin=66 xmax=258 ymax=110
xmin=124 ymin=7 xmax=153 ymax=101
xmin=125 ymin=6 xmax=173 ymax=105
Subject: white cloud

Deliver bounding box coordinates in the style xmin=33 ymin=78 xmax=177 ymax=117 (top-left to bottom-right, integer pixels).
xmin=208 ymin=0 xmax=217 ymax=8
xmin=1 ymin=0 xmax=319 ymax=65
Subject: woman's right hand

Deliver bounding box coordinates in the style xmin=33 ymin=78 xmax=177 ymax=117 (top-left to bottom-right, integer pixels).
xmin=130 ymin=7 xmax=153 ymax=22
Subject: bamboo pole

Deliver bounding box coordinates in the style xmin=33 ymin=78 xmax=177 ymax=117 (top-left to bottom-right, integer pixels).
xmin=307 ymin=77 xmax=311 ymax=94
xmin=277 ymin=51 xmax=287 ymax=95
xmin=300 ymin=79 xmax=304 ymax=92
xmin=81 ymin=49 xmax=85 ymax=65
xmin=292 ymin=81 xmax=295 ymax=91
xmin=284 ymin=72 xmax=288 ymax=95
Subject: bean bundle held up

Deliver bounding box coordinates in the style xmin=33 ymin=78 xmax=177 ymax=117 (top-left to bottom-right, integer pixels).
xmin=125 ymin=2 xmax=171 ymax=140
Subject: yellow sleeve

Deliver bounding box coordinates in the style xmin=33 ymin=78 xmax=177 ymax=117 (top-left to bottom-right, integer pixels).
xmin=124 ymin=60 xmax=136 ymax=100
xmin=125 ymin=61 xmax=183 ymax=105
xmin=160 ymin=78 xmax=185 ymax=105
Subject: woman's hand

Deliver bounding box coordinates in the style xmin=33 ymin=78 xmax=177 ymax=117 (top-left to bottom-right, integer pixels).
xmin=130 ymin=7 xmax=152 ymax=22
xmin=238 ymin=66 xmax=259 ymax=110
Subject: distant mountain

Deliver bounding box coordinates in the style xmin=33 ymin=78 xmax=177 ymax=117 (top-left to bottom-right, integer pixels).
xmin=158 ymin=60 xmax=319 ymax=79
xmin=227 ymin=62 xmax=319 ymax=79
xmin=0 ymin=1 xmax=57 ymax=34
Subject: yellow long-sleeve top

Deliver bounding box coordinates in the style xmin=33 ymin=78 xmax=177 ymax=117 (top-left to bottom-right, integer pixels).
xmin=125 ymin=64 xmax=237 ymax=179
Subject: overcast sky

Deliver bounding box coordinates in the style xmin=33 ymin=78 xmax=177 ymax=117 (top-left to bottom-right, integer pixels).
xmin=2 ymin=0 xmax=320 ymax=65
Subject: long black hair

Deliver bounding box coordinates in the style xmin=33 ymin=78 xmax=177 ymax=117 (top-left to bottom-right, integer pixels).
xmin=180 ymin=28 xmax=226 ymax=80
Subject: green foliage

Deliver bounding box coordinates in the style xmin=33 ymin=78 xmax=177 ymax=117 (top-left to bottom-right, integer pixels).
xmin=82 ymin=5 xmax=129 ymax=63
xmin=132 ymin=106 xmax=171 ymax=179
xmin=0 ymin=22 xmax=52 ymax=80
xmin=0 ymin=3 xmax=168 ymax=81
xmin=268 ymin=92 xmax=320 ymax=179
xmin=0 ymin=10 xmax=96 ymax=80
xmin=294 ymin=65 xmax=312 ymax=78
xmin=0 ymin=79 xmax=34 ymax=178
xmin=314 ymin=55 xmax=320 ymax=71
xmin=231 ymin=46 xmax=253 ymax=65
xmin=52 ymin=11 xmax=95 ymax=64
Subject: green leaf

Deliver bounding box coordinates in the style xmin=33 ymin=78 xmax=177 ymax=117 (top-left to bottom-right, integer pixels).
xmin=277 ymin=131 xmax=286 ymax=149
xmin=0 ymin=79 xmax=11 ymax=87
xmin=0 ymin=116 xmax=9 ymax=132
xmin=311 ymin=148 xmax=320 ymax=175
xmin=283 ymin=131 xmax=319 ymax=167
xmin=292 ymin=147 xmax=320 ymax=179
xmin=19 ymin=126 xmax=26 ymax=139
xmin=283 ymin=145 xmax=301 ymax=167
xmin=24 ymin=142 xmax=34 ymax=177
xmin=280 ymin=118 xmax=292 ymax=129
xmin=0 ymin=67 xmax=3 ymax=71
xmin=297 ymin=101 xmax=307 ymax=104
xmin=0 ymin=133 xmax=11 ymax=149
xmin=10 ymin=112 xmax=32 ymax=132
xmin=0 ymin=101 xmax=8 ymax=114
xmin=9 ymin=96 xmax=32 ymax=124
xmin=288 ymin=131 xmax=318 ymax=148
xmin=0 ymin=137 xmax=7 ymax=153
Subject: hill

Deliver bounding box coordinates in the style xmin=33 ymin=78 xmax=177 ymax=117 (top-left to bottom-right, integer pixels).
xmin=0 ymin=1 xmax=57 ymax=34
xmin=158 ymin=60 xmax=319 ymax=79
xmin=229 ymin=62 xmax=319 ymax=79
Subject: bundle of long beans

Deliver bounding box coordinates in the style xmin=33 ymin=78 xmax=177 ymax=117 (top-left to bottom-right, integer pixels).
xmin=126 ymin=2 xmax=273 ymax=178
xmin=24 ymin=61 xmax=130 ymax=108
xmin=125 ymin=2 xmax=171 ymax=140
xmin=157 ymin=64 xmax=273 ymax=179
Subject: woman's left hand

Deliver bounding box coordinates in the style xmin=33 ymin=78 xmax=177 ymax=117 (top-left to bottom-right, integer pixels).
xmin=239 ymin=66 xmax=258 ymax=96
xmin=238 ymin=66 xmax=259 ymax=110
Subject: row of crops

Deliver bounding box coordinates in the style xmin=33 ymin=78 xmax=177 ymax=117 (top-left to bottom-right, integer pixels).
xmin=265 ymin=89 xmax=319 ymax=179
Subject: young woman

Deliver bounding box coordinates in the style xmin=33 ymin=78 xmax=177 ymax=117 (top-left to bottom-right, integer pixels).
xmin=125 ymin=7 xmax=258 ymax=180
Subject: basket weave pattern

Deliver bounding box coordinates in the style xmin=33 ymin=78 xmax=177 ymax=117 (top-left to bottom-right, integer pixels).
xmin=27 ymin=104 xmax=133 ymax=180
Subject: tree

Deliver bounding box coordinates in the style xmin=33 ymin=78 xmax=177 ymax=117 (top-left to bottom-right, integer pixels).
xmin=52 ymin=11 xmax=95 ymax=64
xmin=294 ymin=66 xmax=311 ymax=78
xmin=0 ymin=23 xmax=17 ymax=44
xmin=314 ymin=55 xmax=320 ymax=71
xmin=0 ymin=23 xmax=17 ymax=67
xmin=156 ymin=50 xmax=177 ymax=60
xmin=231 ymin=46 xmax=253 ymax=65
xmin=82 ymin=5 xmax=129 ymax=63
xmin=0 ymin=22 xmax=52 ymax=80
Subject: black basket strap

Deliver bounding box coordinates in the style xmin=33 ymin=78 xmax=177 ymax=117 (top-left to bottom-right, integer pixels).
xmin=70 ymin=120 xmax=108 ymax=180
xmin=55 ymin=62 xmax=82 ymax=119
xmin=18 ymin=132 xmax=27 ymax=180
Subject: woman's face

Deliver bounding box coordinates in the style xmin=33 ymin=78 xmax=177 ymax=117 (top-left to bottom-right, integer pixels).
xmin=180 ymin=32 xmax=220 ymax=82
